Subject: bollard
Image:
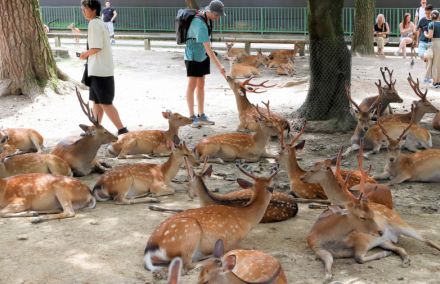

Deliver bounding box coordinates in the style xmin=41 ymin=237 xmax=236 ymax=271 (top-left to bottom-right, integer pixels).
xmin=144 ymin=38 xmax=151 ymax=50
xmin=244 ymin=42 xmax=251 ymax=54
xmin=55 ymin=36 xmax=61 ymax=47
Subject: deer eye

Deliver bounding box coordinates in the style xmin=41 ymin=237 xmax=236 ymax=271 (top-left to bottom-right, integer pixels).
xmin=360 ymin=216 xmax=367 ymax=221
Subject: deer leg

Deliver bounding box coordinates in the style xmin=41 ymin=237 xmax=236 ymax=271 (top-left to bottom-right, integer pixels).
xmin=342 ymin=144 xmax=359 ymax=157
xmin=30 ymin=135 xmax=43 ymax=153
xmin=313 ymin=248 xmax=334 ymax=283
xmin=115 ymin=196 xmax=160 ymax=205
xmin=363 ymin=144 xmax=382 ymax=159
xmin=30 ymin=192 xmax=75 ymax=223
xmin=150 ymin=183 xmax=175 ymax=196
xmin=387 ymin=174 xmax=411 ymax=185
xmin=117 ymin=139 xmax=138 ymax=159
xmin=92 ymin=160 xmax=107 ymax=174
xmin=379 ymin=241 xmax=410 ymax=267
xmin=373 ymin=171 xmax=391 ymax=180
xmin=261 ymin=151 xmax=277 ymax=159
xmin=0 ymin=204 xmax=40 ymax=218
xmin=100 ymin=161 xmax=112 ymax=168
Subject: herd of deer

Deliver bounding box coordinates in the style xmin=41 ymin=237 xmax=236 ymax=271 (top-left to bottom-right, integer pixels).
xmin=1 ymin=62 xmax=440 ymax=282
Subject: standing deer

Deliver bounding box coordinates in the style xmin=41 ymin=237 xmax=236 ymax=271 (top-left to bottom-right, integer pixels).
xmin=51 ymin=88 xmax=117 ymax=176
xmin=0 ymin=128 xmax=44 ymax=153
xmin=107 ymin=111 xmax=192 ymax=159
xmin=198 ymin=239 xmax=287 ymax=284
xmin=144 ymin=162 xmax=278 ymax=272
xmin=225 ymin=42 xmax=249 ymax=59
xmin=185 ymin=157 xmax=298 ymax=222
xmin=93 ymin=136 xmax=196 ymax=202
xmin=0 ymin=173 xmax=95 ymax=223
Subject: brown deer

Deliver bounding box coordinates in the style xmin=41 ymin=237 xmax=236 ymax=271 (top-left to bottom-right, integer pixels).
xmin=0 ymin=127 xmax=44 ymax=153
xmin=51 ymin=88 xmax=117 ymax=177
xmin=108 ymin=111 xmax=192 ymax=159
xmin=225 ymin=42 xmax=249 ymax=59
xmin=269 ymin=44 xmax=300 ymax=60
xmin=236 ymin=49 xmax=269 ymax=68
xmin=198 ymin=239 xmax=287 ymax=284
xmin=433 ymin=112 xmax=440 ymax=130
xmin=276 ymin=59 xmax=295 ymax=76
xmin=167 ymin=257 xmax=182 ymax=284
xmin=379 ymin=73 xmax=438 ymax=124
xmin=93 ymin=136 xmax=196 ymax=202
xmin=0 ymin=136 xmax=71 ymax=177
xmin=144 ymin=162 xmax=278 ymax=272
xmin=0 ymin=173 xmax=95 ymax=223
xmin=229 ymin=59 xmax=260 ymax=78
xmin=185 ymin=157 xmax=298 ymax=222
xmin=194 ymin=104 xmax=279 ymax=163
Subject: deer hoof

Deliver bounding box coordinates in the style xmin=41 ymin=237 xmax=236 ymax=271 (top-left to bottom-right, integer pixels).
xmin=402 ymin=257 xmax=411 ymax=268
xmin=30 ymin=217 xmax=42 ymax=224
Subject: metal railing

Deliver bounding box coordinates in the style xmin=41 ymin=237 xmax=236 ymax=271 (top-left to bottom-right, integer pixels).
xmin=40 ymin=6 xmax=417 ymax=36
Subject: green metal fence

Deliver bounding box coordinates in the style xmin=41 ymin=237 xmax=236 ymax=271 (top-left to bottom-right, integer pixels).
xmin=40 ymin=6 xmax=417 ymax=36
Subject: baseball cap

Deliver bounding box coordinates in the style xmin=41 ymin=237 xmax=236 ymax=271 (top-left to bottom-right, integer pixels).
xmin=206 ymin=0 xmax=226 ymax=17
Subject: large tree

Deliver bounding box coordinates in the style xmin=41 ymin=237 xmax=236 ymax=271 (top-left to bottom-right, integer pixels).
xmin=0 ymin=0 xmax=67 ymax=97
xmin=296 ymin=0 xmax=354 ymax=131
xmin=351 ymin=0 xmax=375 ymax=55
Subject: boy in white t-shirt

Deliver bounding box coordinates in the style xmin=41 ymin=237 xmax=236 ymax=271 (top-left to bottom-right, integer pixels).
xmin=80 ymin=0 xmax=128 ymax=135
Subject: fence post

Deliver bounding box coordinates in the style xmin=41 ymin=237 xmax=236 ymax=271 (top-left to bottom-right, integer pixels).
xmin=55 ymin=36 xmax=61 ymax=47
xmin=144 ymin=38 xmax=151 ymax=50
xmin=245 ymin=42 xmax=251 ymax=53
xmin=260 ymin=8 xmax=264 ymax=35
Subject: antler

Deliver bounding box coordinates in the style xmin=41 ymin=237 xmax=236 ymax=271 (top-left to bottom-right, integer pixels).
xmin=380 ymin=67 xmax=396 ymax=87
xmin=289 ymin=121 xmax=307 ymax=146
xmin=345 ymin=84 xmax=361 ymax=112
xmin=261 ymin=100 xmax=272 ymax=118
xmin=240 ymin=78 xmax=276 ymax=93
xmin=236 ymin=160 xmax=258 ymax=180
xmin=356 ymin=139 xmax=367 ymax=196
xmin=408 ymin=73 xmax=428 ymax=101
xmin=377 ymin=110 xmax=394 ymax=143
xmin=254 ymin=104 xmax=269 ymax=121
xmin=76 ymin=87 xmax=99 ymax=126
xmin=397 ymin=104 xmax=415 ymax=143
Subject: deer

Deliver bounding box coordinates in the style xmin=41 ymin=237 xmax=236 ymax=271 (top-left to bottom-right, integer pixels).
xmin=51 ymin=88 xmax=117 ymax=177
xmin=198 ymin=239 xmax=287 ymax=284
xmin=374 ymin=117 xmax=440 ymax=184
xmin=185 ymin=157 xmax=298 ymax=223
xmin=225 ymin=42 xmax=249 ymax=59
xmin=229 ymin=59 xmax=260 ymax=79
xmin=107 ymin=111 xmax=192 ymax=159
xmin=0 ymin=127 xmax=44 ymax=153
xmin=226 ymin=77 xmax=290 ymax=139
xmin=379 ymin=73 xmax=439 ymax=124
xmin=433 ymin=112 xmax=440 ymax=130
xmin=194 ymin=104 xmax=280 ymax=163
xmin=269 ymin=44 xmax=300 ymax=60
xmin=0 ymin=136 xmax=71 ymax=177
xmin=144 ymin=162 xmax=278 ymax=272
xmin=0 ymin=173 xmax=95 ymax=223
xmin=276 ymin=59 xmax=295 ymax=76
xmin=93 ymin=135 xmax=196 ymax=203
xmin=236 ymin=49 xmax=269 ymax=68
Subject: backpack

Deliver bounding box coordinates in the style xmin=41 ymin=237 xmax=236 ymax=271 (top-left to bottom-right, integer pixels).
xmin=175 ymin=8 xmax=212 ymax=45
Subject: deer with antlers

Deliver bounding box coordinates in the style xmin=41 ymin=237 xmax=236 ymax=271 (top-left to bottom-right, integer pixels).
xmin=0 ymin=128 xmax=44 ymax=154
xmin=194 ymin=103 xmax=280 ymax=163
xmin=51 ymin=88 xmax=117 ymax=177
xmin=379 ymin=73 xmax=439 ymax=124
xmin=144 ymin=162 xmax=278 ymax=272
xmin=185 ymin=157 xmax=298 ymax=222
xmin=0 ymin=136 xmax=71 ymax=177
xmin=0 ymin=173 xmax=95 ymax=223
xmin=198 ymin=239 xmax=287 ymax=284
xmin=107 ymin=111 xmax=192 ymax=159
xmin=93 ymin=136 xmax=195 ymax=202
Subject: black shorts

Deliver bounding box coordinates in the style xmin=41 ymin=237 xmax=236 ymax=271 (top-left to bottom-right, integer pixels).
xmin=89 ymin=76 xmax=115 ymax=105
xmin=185 ymin=56 xmax=210 ymax=77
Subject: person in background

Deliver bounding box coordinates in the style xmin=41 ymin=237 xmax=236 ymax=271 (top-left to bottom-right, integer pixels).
xmin=80 ymin=0 xmax=128 ymax=135
xmin=184 ymin=0 xmax=227 ymax=128
xmin=373 ymin=14 xmax=390 ymax=56
xmin=416 ymin=4 xmax=433 ymax=83
xmin=415 ymin=0 xmax=428 ymax=25
xmin=101 ymin=0 xmax=117 ymax=44
xmin=395 ymin=13 xmax=416 ymax=58
xmin=425 ymin=10 xmax=440 ymax=87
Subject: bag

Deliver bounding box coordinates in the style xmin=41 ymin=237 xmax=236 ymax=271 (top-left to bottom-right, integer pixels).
xmin=426 ymin=47 xmax=433 ymax=59
xmin=81 ymin=63 xmax=91 ymax=87
xmin=175 ymin=9 xmax=213 ymax=45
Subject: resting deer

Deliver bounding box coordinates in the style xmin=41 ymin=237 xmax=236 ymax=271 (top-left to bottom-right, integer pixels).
xmin=185 ymin=157 xmax=298 ymax=222
xmin=144 ymin=162 xmax=278 ymax=272
xmin=236 ymin=50 xmax=269 ymax=68
xmin=167 ymin=257 xmax=182 ymax=284
xmin=93 ymin=136 xmax=195 ymax=202
xmin=276 ymin=59 xmax=295 ymax=76
xmin=0 ymin=173 xmax=95 ymax=223
xmin=379 ymin=73 xmax=438 ymax=124
xmin=51 ymin=88 xmax=117 ymax=177
xmin=225 ymin=42 xmax=249 ymax=59
xmin=0 ymin=127 xmax=43 ymax=153
xmin=229 ymin=59 xmax=260 ymax=79
xmin=108 ymin=111 xmax=192 ymax=159
xmin=198 ymin=239 xmax=287 ymax=284
xmin=269 ymin=45 xmax=300 ymax=60
xmin=194 ymin=104 xmax=279 ymax=163
xmin=0 ymin=136 xmax=71 ymax=177
xmin=374 ymin=117 xmax=440 ymax=184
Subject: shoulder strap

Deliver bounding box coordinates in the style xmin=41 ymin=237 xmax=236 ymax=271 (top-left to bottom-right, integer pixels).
xmin=195 ymin=13 xmax=213 ymax=42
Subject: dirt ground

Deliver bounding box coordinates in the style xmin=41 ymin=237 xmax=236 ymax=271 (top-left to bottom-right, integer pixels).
xmin=1 ymin=44 xmax=440 ymax=284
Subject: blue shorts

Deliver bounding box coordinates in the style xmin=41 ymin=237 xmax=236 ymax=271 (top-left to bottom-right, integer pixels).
xmin=418 ymin=41 xmax=432 ymax=57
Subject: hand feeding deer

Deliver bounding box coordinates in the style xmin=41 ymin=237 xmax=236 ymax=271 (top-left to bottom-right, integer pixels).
xmin=198 ymin=239 xmax=287 ymax=284
xmin=0 ymin=127 xmax=44 ymax=154
xmin=93 ymin=135 xmax=196 ymax=203
xmin=185 ymin=157 xmax=298 ymax=222
xmin=144 ymin=162 xmax=278 ymax=272
xmin=108 ymin=111 xmax=192 ymax=159
xmin=51 ymin=88 xmax=117 ymax=177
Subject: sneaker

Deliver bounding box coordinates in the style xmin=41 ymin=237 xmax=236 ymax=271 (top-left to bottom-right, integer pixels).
xmin=198 ymin=113 xmax=215 ymax=125
xmin=117 ymin=127 xmax=129 ymax=136
xmin=191 ymin=115 xmax=200 ymax=128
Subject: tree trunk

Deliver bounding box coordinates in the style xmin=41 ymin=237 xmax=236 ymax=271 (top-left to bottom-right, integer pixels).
xmin=296 ymin=0 xmax=354 ymax=131
xmin=0 ymin=0 xmax=60 ymax=96
xmin=352 ymin=0 xmax=375 ymax=55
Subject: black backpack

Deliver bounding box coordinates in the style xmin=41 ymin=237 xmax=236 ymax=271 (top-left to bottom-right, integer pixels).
xmin=175 ymin=8 xmax=212 ymax=45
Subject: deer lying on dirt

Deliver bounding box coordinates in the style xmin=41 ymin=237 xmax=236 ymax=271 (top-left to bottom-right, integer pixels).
xmin=276 ymin=59 xmax=295 ymax=76
xmin=167 ymin=257 xmax=182 ymax=284
xmin=51 ymin=88 xmax=117 ymax=176
xmin=0 ymin=136 xmax=71 ymax=177
xmin=185 ymin=157 xmax=298 ymax=222
xmin=93 ymin=136 xmax=195 ymax=202
xmin=198 ymin=239 xmax=287 ymax=284
xmin=379 ymin=73 xmax=438 ymax=124
xmin=374 ymin=118 xmax=440 ymax=184
xmin=194 ymin=105 xmax=279 ymax=163
xmin=144 ymin=162 xmax=278 ymax=272
xmin=0 ymin=173 xmax=95 ymax=223
xmin=0 ymin=128 xmax=44 ymax=153
xmin=269 ymin=45 xmax=300 ymax=60
xmin=229 ymin=59 xmax=260 ymax=78
xmin=108 ymin=111 xmax=192 ymax=159
xmin=235 ymin=49 xmax=269 ymax=68
xmin=225 ymin=42 xmax=249 ymax=59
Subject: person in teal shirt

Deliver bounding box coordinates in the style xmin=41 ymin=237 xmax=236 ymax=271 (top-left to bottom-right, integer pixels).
xmin=184 ymin=0 xmax=227 ymax=128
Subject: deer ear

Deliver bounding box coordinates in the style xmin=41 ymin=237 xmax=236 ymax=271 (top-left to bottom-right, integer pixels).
xmin=79 ymin=124 xmax=89 ymax=132
xmin=223 ymin=255 xmax=237 ymax=271
xmin=167 ymin=257 xmax=182 ymax=284
xmin=294 ymin=140 xmax=306 ymax=150
xmin=237 ymin=178 xmax=253 ymax=189
xmin=203 ymin=165 xmax=213 ymax=177
xmin=213 ymin=239 xmax=224 ymax=258
xmin=162 ymin=111 xmax=171 ymax=119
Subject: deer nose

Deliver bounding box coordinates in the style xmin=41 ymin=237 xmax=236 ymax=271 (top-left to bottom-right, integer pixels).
xmin=363 ymin=126 xmax=369 ymax=131
xmin=389 ymin=157 xmax=395 ymax=162
xmin=378 ymin=230 xmax=384 ymax=236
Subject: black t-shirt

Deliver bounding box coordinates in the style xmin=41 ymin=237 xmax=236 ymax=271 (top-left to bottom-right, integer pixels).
xmin=102 ymin=7 xmax=115 ymax=23
xmin=418 ymin=17 xmax=432 ymax=43
xmin=374 ymin=23 xmax=388 ymax=37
